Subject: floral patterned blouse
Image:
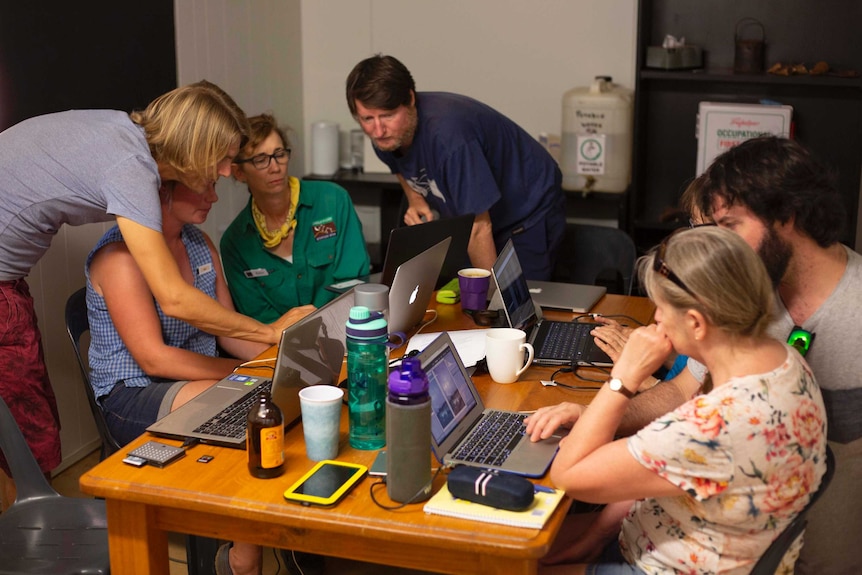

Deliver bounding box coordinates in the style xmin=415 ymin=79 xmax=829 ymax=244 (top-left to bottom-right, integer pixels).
xmin=622 ymin=345 xmax=827 ymax=575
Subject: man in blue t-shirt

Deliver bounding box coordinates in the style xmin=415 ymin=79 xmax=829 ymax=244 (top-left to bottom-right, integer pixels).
xmin=346 ymin=54 xmax=565 ymax=280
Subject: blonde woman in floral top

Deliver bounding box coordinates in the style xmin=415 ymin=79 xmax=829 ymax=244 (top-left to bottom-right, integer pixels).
xmin=526 ymin=226 xmax=827 ymax=575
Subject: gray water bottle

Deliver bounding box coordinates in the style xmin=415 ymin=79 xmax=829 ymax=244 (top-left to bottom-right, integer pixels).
xmin=386 ymin=357 xmax=432 ymax=503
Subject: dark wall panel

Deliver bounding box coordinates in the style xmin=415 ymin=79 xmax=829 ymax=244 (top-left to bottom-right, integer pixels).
xmin=0 ymin=1 xmax=176 ymax=130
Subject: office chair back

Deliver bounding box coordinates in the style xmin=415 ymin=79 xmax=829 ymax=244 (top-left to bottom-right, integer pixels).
xmin=749 ymin=444 xmax=836 ymax=575
xmin=0 ymin=395 xmax=110 ymax=574
xmin=65 ymin=288 xmax=219 ymax=574
xmin=551 ymin=223 xmax=637 ymax=295
xmin=65 ymin=286 xmax=121 ymax=460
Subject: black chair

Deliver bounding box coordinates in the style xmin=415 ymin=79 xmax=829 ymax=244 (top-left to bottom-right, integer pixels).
xmin=551 ymin=223 xmax=637 ymax=295
xmin=65 ymin=287 xmax=121 ymax=460
xmin=64 ymin=287 xmax=218 ymax=574
xmin=0 ymin=394 xmax=110 ymax=574
xmin=750 ymin=444 xmax=836 ymax=575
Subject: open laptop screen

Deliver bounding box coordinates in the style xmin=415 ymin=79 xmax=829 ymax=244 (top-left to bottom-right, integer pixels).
xmin=492 ymin=241 xmax=536 ymax=331
xmin=424 ymin=339 xmax=480 ymax=446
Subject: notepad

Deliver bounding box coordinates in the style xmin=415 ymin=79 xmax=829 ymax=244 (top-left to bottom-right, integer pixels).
xmin=423 ymin=484 xmax=565 ymax=529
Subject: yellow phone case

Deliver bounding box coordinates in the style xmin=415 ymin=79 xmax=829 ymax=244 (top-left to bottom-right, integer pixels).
xmin=283 ymin=460 xmax=367 ymax=506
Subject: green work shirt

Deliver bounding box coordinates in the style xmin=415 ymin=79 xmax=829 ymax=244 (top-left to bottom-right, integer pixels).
xmin=220 ymin=179 xmax=370 ymax=323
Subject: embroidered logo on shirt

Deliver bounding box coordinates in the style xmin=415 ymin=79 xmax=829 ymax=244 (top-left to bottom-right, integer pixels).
xmin=312 ymin=218 xmax=337 ymax=241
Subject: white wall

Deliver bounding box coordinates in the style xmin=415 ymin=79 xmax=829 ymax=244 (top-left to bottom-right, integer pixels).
xmin=40 ymin=0 xmax=636 ymax=470
xmin=300 ymin=0 xmax=637 ymax=176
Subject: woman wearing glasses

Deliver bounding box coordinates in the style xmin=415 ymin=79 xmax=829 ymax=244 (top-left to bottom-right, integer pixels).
xmin=220 ymin=113 xmax=369 ymax=323
xmin=526 ymin=226 xmax=827 ymax=575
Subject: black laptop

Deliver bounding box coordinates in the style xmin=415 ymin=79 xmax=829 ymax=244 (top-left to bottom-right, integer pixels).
xmin=490 ymin=240 xmax=613 ymax=367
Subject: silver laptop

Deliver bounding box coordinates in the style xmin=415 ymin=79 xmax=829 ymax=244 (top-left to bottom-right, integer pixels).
xmin=490 ymin=240 xmax=613 ymax=367
xmin=146 ymin=290 xmax=354 ymax=448
xmin=527 ymin=280 xmax=606 ymax=313
xmin=387 ymin=237 xmax=450 ymax=336
xmin=420 ymin=332 xmax=560 ymax=478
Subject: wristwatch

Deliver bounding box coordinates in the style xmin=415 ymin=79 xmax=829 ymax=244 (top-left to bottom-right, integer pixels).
xmin=607 ymin=377 xmax=635 ymax=399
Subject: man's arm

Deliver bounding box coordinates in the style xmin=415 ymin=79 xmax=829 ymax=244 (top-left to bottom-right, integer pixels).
xmin=525 ymin=366 xmax=701 ymax=440
xmin=615 ymin=370 xmax=698 ymax=436
xmin=116 ymin=216 xmax=282 ymax=344
xmin=397 ymin=175 xmax=434 ymax=225
xmin=467 ymin=211 xmax=496 ymax=270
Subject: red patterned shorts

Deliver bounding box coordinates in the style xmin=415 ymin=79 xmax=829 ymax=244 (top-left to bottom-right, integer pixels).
xmin=0 ymin=279 xmax=61 ymax=475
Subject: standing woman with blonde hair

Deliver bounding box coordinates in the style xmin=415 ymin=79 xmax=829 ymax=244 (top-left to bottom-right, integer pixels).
xmin=0 ymin=81 xmax=307 ymax=508
xmin=526 ymin=226 xmax=827 ymax=574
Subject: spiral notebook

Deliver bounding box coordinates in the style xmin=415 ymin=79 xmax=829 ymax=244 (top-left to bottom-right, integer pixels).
xmin=423 ymin=483 xmax=565 ymax=529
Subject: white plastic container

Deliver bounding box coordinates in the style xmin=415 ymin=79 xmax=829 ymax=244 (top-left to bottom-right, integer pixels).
xmin=560 ymin=76 xmax=634 ymax=193
xmin=311 ymin=121 xmax=340 ymax=176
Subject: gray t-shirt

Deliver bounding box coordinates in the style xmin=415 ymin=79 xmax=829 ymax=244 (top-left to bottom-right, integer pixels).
xmin=766 ymin=245 xmax=862 ymax=443
xmin=0 ymin=109 xmax=162 ymax=280
xmin=687 ymin=245 xmax=862 ymax=443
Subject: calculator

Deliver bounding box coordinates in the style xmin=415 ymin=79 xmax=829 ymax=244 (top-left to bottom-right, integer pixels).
xmin=125 ymin=440 xmax=186 ymax=468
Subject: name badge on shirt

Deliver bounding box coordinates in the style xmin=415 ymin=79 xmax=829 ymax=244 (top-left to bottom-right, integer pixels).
xmin=196 ymin=263 xmax=213 ymax=276
xmin=243 ymin=268 xmax=270 ymax=278
xmin=312 ymin=218 xmax=337 ymax=241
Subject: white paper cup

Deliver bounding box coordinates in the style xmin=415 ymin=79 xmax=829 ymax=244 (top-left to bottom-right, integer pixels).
xmin=299 ymin=385 xmax=344 ymax=461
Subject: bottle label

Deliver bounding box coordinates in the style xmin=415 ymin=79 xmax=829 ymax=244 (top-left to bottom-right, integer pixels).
xmin=259 ymin=425 xmax=284 ymax=469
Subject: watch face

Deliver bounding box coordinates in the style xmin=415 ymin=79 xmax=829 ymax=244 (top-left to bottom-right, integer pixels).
xmin=609 ymin=378 xmax=633 ymax=398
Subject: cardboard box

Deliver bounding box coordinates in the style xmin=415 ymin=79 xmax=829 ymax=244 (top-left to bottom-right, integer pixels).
xmin=696 ymin=102 xmax=793 ymax=174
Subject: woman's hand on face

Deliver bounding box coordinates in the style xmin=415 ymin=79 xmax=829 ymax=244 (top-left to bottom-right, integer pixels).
xmin=524 ymin=402 xmax=585 ymax=442
xmin=591 ymin=317 xmax=635 ymax=363
xmin=613 ymin=324 xmax=673 ymax=384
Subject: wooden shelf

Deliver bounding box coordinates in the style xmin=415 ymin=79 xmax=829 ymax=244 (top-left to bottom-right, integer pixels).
xmin=640 ymin=68 xmax=862 ymax=89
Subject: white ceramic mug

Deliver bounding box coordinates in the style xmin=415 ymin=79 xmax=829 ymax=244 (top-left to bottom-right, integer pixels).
xmin=484 ymin=328 xmax=535 ymax=384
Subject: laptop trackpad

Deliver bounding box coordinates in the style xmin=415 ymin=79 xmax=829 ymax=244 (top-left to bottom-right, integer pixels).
xmin=501 ymin=435 xmax=562 ymax=478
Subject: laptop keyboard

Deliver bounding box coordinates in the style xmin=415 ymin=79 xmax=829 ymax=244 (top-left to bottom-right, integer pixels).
xmin=451 ymin=410 xmax=526 ymax=467
xmin=193 ymin=380 xmax=273 ymax=440
xmin=539 ymin=321 xmax=593 ymax=361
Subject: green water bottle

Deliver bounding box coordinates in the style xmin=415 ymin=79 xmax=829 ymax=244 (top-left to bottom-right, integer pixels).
xmin=346 ymin=306 xmax=389 ymax=449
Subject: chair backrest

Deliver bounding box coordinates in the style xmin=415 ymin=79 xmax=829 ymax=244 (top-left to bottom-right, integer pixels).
xmin=0 ymin=393 xmax=55 ymax=502
xmin=551 ymin=223 xmax=637 ymax=295
xmin=0 ymin=394 xmax=110 ymax=574
xmin=749 ymin=444 xmax=836 ymax=575
xmin=65 ymin=287 xmax=121 ymax=459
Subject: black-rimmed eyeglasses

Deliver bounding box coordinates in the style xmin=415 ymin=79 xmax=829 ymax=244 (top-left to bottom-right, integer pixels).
xmin=235 ymin=147 xmax=291 ymax=170
xmin=652 ymin=232 xmax=702 ymax=302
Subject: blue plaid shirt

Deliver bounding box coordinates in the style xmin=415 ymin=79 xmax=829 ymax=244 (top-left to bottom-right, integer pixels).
xmin=85 ymin=224 xmax=218 ymax=399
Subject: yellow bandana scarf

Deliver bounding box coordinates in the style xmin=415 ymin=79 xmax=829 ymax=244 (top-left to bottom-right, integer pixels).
xmin=251 ymin=177 xmax=300 ymax=248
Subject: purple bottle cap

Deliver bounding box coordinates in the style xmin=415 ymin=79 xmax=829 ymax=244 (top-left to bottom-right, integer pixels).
xmin=388 ymin=357 xmax=428 ymax=397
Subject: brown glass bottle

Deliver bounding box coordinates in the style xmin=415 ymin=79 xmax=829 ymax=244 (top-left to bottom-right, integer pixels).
xmin=247 ymin=390 xmax=285 ymax=478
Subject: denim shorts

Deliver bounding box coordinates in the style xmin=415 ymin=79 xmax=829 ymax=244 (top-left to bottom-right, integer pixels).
xmin=101 ymin=380 xmax=185 ymax=446
xmin=584 ymin=541 xmax=647 ymax=575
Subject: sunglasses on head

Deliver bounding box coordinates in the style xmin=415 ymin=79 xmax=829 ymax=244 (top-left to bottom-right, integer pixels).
xmin=652 ymin=230 xmax=702 ymax=302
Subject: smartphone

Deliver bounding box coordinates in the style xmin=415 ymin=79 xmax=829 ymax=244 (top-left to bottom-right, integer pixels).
xmin=369 ymin=450 xmax=387 ymax=477
xmin=283 ymin=460 xmax=367 ymax=506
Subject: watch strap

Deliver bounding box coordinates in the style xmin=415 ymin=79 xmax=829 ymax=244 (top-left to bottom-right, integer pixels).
xmin=608 ymin=377 xmax=635 ymax=399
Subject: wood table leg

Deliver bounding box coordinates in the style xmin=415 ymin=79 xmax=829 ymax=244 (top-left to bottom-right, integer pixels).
xmin=105 ymin=499 xmax=170 ymax=575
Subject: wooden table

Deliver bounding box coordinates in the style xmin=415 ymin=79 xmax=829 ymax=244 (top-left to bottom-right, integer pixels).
xmin=80 ymin=294 xmax=654 ymax=575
